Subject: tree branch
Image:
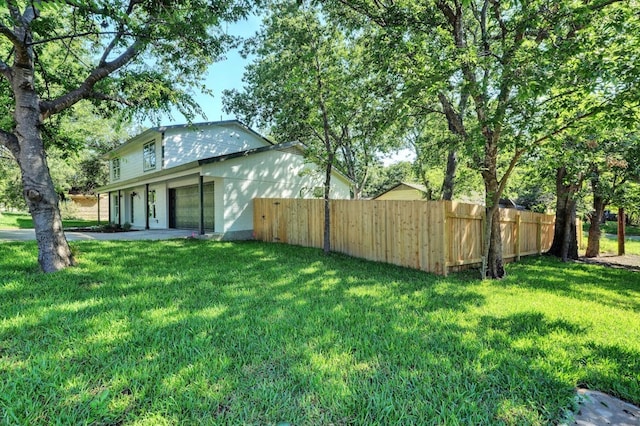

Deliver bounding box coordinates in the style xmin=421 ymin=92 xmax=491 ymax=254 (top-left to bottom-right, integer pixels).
xmin=39 ymin=39 xmax=144 ymax=118
xmin=27 ymin=30 xmax=132 ymax=47
xmin=0 ymin=59 xmax=10 ymax=80
xmin=88 ymin=91 xmax=135 ymax=106
xmin=0 ymin=22 xmax=21 ymax=46
xmin=0 ymin=129 xmax=20 ymax=158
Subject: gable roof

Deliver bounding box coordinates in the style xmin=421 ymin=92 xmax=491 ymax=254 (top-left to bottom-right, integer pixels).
xmin=198 ymin=140 xmax=302 ymax=165
xmin=373 ymin=181 xmax=428 ymax=199
xmin=96 ymin=139 xmax=305 ymax=193
xmin=104 ymin=120 xmax=273 ymax=159
xmin=97 ymin=120 xmax=354 ymax=192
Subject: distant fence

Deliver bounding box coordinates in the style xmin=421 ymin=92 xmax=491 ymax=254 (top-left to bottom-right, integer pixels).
xmin=253 ymin=199 xmax=556 ymax=276
xmin=62 ymin=194 xmax=108 ymax=221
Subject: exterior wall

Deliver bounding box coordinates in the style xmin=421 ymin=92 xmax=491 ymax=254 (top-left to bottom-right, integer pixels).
xmin=203 ymin=150 xmax=351 ymax=233
xmin=101 ymin=122 xmax=353 ymax=236
xmin=110 ymin=134 xmax=162 ymax=183
xmin=375 ymin=186 xmax=427 ymax=200
xmin=163 ymin=123 xmax=268 ymax=169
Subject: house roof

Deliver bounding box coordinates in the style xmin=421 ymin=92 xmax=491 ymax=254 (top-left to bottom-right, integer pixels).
xmin=104 ymin=119 xmax=273 ymax=159
xmin=373 ymin=181 xmax=428 ymax=199
xmin=97 ymin=120 xmax=354 ymax=192
xmin=96 ymin=139 xmax=305 ymax=193
xmin=198 ymin=140 xmax=302 ymax=166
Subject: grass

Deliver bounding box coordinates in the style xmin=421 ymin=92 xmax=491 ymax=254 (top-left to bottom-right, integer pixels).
xmin=585 ymin=234 xmax=640 ymax=256
xmin=0 ymin=212 xmax=99 ymax=229
xmin=1 ymin=240 xmax=639 ymax=425
xmin=582 ymin=220 xmax=640 ymax=237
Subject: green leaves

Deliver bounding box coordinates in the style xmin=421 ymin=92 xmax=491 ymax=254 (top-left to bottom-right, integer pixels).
xmin=224 ymin=2 xmax=399 ymax=196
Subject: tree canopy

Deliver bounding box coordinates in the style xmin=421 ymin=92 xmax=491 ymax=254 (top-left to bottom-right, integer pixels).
xmin=330 ymin=0 xmax=640 ymax=277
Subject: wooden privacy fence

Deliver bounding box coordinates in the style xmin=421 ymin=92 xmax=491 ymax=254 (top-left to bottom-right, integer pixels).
xmin=253 ymin=198 xmax=556 ymax=276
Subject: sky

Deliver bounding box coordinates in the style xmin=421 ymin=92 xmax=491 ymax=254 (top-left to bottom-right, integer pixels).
xmin=154 ymin=15 xmax=262 ymax=127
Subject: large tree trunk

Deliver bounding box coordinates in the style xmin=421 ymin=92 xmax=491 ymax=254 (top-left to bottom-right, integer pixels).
xmin=483 ymin=205 xmax=504 ymax=278
xmin=13 ymin=63 xmax=74 ymax=272
xmin=585 ymin=193 xmax=605 ymax=258
xmin=441 ymin=149 xmax=457 ymax=201
xmin=481 ymin=172 xmax=505 ymax=279
xmin=548 ymin=167 xmax=579 ymax=260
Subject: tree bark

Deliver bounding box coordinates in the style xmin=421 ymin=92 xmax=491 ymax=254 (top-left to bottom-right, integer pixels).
xmin=618 ymin=207 xmax=625 ymax=256
xmin=585 ymin=193 xmax=605 ymax=258
xmin=548 ymin=167 xmax=579 ymax=260
xmin=12 ymin=66 xmax=74 ymax=272
xmin=323 ymin=157 xmax=333 ymax=254
xmin=441 ymin=149 xmax=457 ymax=201
xmin=481 ymin=184 xmax=505 ymax=279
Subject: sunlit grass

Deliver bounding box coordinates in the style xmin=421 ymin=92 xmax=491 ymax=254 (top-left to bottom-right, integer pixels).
xmin=0 ymin=212 xmax=99 ymax=229
xmin=1 ymin=240 xmax=638 ymax=425
xmin=583 ymin=220 xmax=640 ymax=237
xmin=581 ymin=233 xmax=640 ymax=256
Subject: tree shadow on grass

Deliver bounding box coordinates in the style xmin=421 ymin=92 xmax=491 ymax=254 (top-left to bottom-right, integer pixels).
xmin=0 ymin=240 xmax=633 ymax=424
xmin=577 ymin=342 xmax=640 ymax=404
xmin=504 ymin=256 xmax=640 ymax=312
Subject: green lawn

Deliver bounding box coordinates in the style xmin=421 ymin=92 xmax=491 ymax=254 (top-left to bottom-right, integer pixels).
xmin=582 ymin=220 xmax=640 ymax=237
xmin=0 ymin=212 xmax=99 ymax=229
xmin=1 ymin=240 xmax=638 ymax=425
xmin=586 ymin=233 xmax=640 ymax=256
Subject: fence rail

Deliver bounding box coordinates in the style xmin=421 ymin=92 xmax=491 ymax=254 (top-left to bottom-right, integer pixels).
xmin=253 ymin=198 xmax=556 ymax=276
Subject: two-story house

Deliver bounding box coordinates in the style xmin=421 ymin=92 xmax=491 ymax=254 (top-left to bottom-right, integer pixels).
xmin=96 ymin=120 xmax=351 ymax=239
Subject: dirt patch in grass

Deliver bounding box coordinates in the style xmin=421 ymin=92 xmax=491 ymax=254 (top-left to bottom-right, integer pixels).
xmin=577 ymin=254 xmax=640 ymax=271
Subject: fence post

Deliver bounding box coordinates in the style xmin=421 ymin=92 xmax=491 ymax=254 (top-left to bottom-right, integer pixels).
xmin=515 ymin=212 xmax=521 ymax=261
xmin=537 ymin=216 xmax=542 ymax=255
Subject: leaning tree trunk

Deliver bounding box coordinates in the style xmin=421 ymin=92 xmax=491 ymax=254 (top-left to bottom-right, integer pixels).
xmin=585 ymin=193 xmax=605 ymax=258
xmin=322 ymin=152 xmax=334 ymax=254
xmin=548 ymin=167 xmax=579 ymax=260
xmin=441 ymin=149 xmax=457 ymax=201
xmin=13 ymin=66 xmax=74 ymax=272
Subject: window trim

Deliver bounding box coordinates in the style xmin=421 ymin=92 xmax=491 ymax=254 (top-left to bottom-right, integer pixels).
xmin=112 ymin=157 xmax=121 ymax=180
xmin=143 ymin=141 xmax=156 ymax=171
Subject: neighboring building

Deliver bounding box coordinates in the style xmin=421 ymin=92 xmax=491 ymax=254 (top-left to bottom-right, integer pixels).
xmin=373 ymin=182 xmax=430 ymax=200
xmin=96 ymin=120 xmax=351 ymax=239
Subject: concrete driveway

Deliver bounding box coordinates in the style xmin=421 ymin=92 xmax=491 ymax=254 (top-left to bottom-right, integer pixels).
xmin=0 ymin=229 xmax=195 ymax=242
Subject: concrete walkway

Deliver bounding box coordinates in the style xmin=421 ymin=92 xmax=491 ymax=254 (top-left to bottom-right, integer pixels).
xmin=605 ymin=233 xmax=640 ymax=241
xmin=0 ymin=229 xmax=195 ymax=242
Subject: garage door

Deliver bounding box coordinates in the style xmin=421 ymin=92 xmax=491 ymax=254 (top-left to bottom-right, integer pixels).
xmin=169 ymin=183 xmax=214 ymax=231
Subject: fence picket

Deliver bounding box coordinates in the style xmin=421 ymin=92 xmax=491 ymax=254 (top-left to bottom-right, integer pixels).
xmin=253 ymin=199 xmax=556 ymax=275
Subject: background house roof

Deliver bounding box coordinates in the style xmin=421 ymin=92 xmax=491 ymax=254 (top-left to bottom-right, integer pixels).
xmin=373 ymin=182 xmax=429 ymax=199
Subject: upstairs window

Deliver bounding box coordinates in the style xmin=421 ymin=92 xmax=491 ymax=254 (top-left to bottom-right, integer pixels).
xmin=143 ymin=141 xmax=156 ymax=171
xmin=112 ymin=158 xmax=121 ymax=180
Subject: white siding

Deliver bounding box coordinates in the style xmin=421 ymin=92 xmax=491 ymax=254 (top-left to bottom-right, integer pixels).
xmin=163 ymin=124 xmax=268 ymax=169
xmin=110 ymin=134 xmax=161 ymax=183
xmin=202 ymin=150 xmax=351 ymax=233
